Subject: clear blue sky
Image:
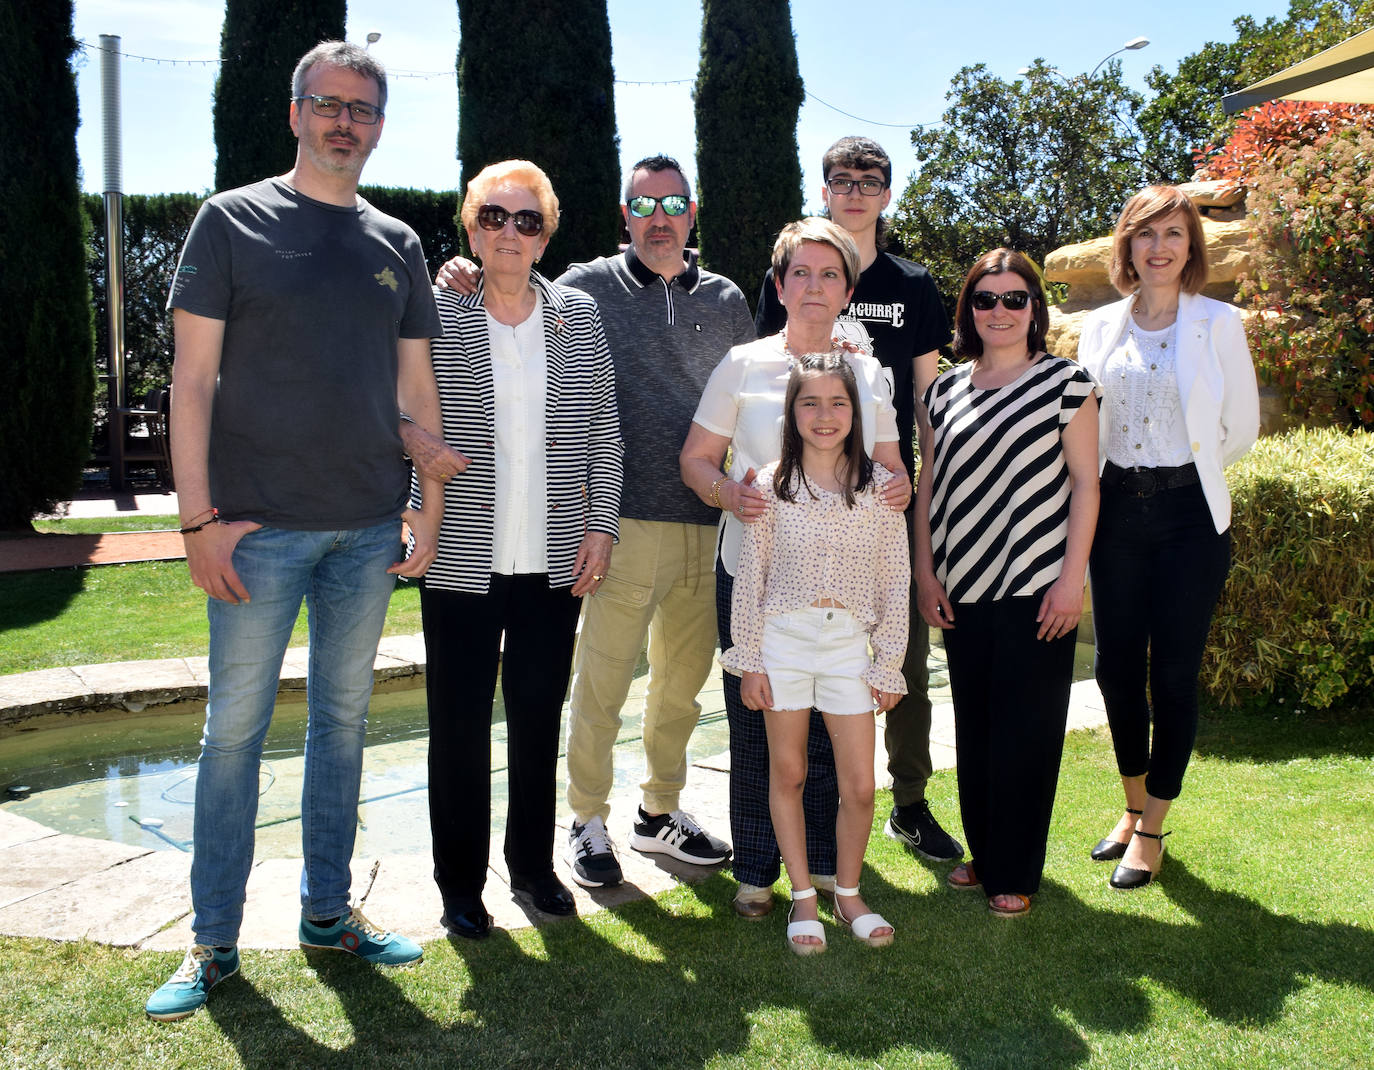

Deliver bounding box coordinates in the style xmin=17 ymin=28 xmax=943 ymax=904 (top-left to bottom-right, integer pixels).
xmin=72 ymin=0 xmax=1292 ymax=209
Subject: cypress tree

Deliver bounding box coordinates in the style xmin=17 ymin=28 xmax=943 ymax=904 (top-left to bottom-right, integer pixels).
xmin=455 ymin=0 xmax=620 ymax=277
xmin=213 ymin=0 xmax=346 ymax=192
xmin=0 ymin=2 xmax=94 ymax=529
xmin=694 ymin=0 xmax=803 ymax=306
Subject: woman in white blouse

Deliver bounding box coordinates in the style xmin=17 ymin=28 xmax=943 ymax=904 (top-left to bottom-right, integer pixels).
xmin=416 ymin=160 xmax=623 ymax=937
xmin=1077 ymin=186 xmax=1258 ymax=890
xmin=680 ymin=218 xmax=909 ymax=921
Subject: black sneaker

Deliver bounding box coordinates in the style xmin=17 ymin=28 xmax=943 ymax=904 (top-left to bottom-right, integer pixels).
xmin=566 ymin=816 xmax=623 ymax=888
xmin=629 ymin=807 xmax=732 ymax=865
xmin=885 ymin=800 xmax=964 ymax=862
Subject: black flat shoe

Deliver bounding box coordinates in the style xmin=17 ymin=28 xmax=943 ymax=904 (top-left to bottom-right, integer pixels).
xmin=1090 ymin=807 xmax=1142 ymax=862
xmin=441 ymin=898 xmax=493 ymax=940
xmin=1110 ymin=829 xmax=1170 ymax=890
xmin=511 ymin=873 xmax=576 ymax=916
xmin=1091 ymin=838 xmax=1130 ymax=862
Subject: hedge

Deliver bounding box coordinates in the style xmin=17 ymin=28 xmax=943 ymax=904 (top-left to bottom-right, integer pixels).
xmin=1204 ymin=427 xmax=1374 ymax=709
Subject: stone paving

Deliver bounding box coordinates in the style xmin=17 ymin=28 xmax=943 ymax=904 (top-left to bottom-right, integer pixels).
xmin=0 ymin=635 xmax=1106 ymax=950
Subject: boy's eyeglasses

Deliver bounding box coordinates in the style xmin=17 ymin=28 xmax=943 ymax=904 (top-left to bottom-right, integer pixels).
xmin=293 ymin=94 xmax=383 ymax=125
xmin=476 ymin=204 xmax=545 ymax=237
xmin=825 ymin=178 xmax=885 ymax=196
xmin=970 ymin=290 xmax=1031 ymax=311
xmin=626 ymin=194 xmax=690 ymax=218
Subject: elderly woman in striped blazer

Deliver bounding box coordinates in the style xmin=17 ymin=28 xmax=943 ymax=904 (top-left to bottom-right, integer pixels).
xmin=415 ymin=160 xmax=623 ymax=939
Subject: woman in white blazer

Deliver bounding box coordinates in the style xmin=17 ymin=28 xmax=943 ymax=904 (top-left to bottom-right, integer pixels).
xmin=1077 ymin=186 xmax=1258 ymax=890
xmin=415 ymin=161 xmax=623 ymax=938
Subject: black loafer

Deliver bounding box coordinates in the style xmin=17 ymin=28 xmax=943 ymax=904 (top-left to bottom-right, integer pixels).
xmin=1090 ymin=838 xmax=1130 ymax=862
xmin=511 ymin=873 xmax=576 ymax=916
xmin=441 ymin=898 xmax=493 ymax=940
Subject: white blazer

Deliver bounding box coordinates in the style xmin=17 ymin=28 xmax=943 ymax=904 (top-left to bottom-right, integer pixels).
xmin=1077 ymin=291 xmax=1259 ymax=532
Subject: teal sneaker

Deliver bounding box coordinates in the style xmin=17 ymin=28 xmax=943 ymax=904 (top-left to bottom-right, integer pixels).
xmin=299 ymin=908 xmax=422 ymax=965
xmin=145 ymin=944 xmax=239 ymax=1021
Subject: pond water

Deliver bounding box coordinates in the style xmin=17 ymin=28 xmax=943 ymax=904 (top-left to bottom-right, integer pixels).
xmin=0 ymin=633 xmax=1091 ymax=858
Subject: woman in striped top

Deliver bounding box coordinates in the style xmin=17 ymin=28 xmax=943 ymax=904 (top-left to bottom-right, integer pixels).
xmin=914 ymin=248 xmax=1101 ymax=918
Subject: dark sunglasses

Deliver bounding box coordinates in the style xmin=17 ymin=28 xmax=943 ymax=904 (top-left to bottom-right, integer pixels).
xmin=626 ymin=194 xmax=690 ymax=218
xmin=970 ymin=289 xmax=1031 ymax=311
xmin=476 ymin=204 xmax=544 ymax=237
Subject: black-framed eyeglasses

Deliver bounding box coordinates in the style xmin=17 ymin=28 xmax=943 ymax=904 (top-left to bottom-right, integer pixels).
xmin=626 ymin=194 xmax=690 ymax=218
xmin=970 ymin=290 xmax=1032 ymax=311
xmin=476 ymin=204 xmax=545 ymax=237
xmin=825 ymin=177 xmax=886 ymax=196
xmin=293 ymin=94 xmax=383 ymax=125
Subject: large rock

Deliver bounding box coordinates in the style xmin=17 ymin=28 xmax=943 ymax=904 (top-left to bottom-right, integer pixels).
xmin=1047 ymin=306 xmax=1091 ymax=359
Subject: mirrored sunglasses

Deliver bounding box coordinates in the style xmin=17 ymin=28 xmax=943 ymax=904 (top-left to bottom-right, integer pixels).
xmin=626 ymin=194 xmax=690 ymax=218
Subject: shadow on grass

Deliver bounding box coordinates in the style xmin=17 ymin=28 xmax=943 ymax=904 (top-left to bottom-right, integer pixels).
xmin=197 ymin=859 xmax=1373 ymax=1070
xmin=1193 ymin=700 xmax=1374 ymax=763
xmin=0 ymin=569 xmax=85 ymax=632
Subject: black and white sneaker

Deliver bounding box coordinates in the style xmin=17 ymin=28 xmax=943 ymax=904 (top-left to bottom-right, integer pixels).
xmin=567 ymin=816 xmax=623 ymax=888
xmin=629 ymin=807 xmax=732 ymax=866
xmin=885 ymin=800 xmax=965 ymax=862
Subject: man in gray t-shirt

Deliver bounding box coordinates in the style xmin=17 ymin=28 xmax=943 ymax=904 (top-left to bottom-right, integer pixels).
xmin=146 ymin=42 xmax=446 ymax=1024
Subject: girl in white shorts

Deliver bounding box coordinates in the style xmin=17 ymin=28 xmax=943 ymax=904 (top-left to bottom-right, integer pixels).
xmin=721 ymin=353 xmax=909 ymax=955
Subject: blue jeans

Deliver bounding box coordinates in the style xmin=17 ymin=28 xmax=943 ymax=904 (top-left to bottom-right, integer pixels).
xmin=190 ymin=521 xmax=400 ymax=946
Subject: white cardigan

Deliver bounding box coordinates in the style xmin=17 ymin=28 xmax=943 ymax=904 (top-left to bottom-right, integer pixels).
xmin=1077 ymin=291 xmax=1259 ymax=533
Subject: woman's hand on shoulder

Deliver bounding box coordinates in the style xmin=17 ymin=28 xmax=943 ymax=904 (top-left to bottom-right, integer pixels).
xmin=876 ymin=466 xmax=912 ymax=512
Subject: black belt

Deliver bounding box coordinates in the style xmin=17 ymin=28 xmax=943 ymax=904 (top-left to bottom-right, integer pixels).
xmin=1101 ymin=461 xmax=1200 ymax=497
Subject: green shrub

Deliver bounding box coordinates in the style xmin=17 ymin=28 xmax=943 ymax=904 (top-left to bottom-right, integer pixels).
xmin=1205 ymin=427 xmax=1374 ymax=708
xmin=1232 ymin=117 xmax=1374 ymax=428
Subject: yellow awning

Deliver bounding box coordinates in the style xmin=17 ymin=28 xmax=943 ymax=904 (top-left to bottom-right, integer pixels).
xmin=1223 ymin=27 xmax=1374 ymax=113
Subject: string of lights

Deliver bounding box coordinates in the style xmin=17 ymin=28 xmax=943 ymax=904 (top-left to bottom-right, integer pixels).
xmin=76 ymin=39 xmax=937 ymax=128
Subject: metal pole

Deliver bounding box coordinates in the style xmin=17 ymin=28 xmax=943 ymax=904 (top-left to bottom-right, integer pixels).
xmin=100 ymin=34 xmax=126 ymax=489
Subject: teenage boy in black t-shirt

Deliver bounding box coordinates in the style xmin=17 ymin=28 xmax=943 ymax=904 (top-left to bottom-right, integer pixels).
xmin=756 ymin=136 xmax=963 ymax=864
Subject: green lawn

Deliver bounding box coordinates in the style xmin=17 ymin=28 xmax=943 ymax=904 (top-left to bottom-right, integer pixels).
xmin=1 ymin=707 xmax=1370 ymax=1068
xmin=0 ymin=563 xmax=423 ymax=676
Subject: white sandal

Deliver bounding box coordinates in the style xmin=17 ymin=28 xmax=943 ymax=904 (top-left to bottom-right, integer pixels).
xmin=833 ymin=884 xmax=894 ymax=947
xmin=786 ymin=886 xmax=826 ymax=956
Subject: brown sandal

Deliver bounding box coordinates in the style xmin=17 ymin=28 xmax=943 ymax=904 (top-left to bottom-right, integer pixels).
xmin=988 ymin=893 xmax=1032 ymax=918
xmin=946 ymin=862 xmax=980 ymax=890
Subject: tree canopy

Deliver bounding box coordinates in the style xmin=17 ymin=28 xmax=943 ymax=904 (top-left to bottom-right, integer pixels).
xmin=891 ymin=61 xmax=1145 ymax=314
xmin=1137 ymin=0 xmax=1374 ymax=182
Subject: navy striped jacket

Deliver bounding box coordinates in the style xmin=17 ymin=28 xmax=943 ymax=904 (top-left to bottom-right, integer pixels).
xmin=417 ymin=272 xmax=624 ymax=594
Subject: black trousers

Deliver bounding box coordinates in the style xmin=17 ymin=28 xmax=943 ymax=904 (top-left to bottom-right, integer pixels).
xmin=1090 ymin=479 xmax=1231 ymax=800
xmin=944 ymin=595 xmax=1076 ymax=897
xmin=420 ymin=574 xmax=582 ymax=901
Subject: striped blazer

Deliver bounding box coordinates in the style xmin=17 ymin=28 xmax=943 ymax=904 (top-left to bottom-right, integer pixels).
xmin=418 ymin=272 xmax=624 ymax=594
